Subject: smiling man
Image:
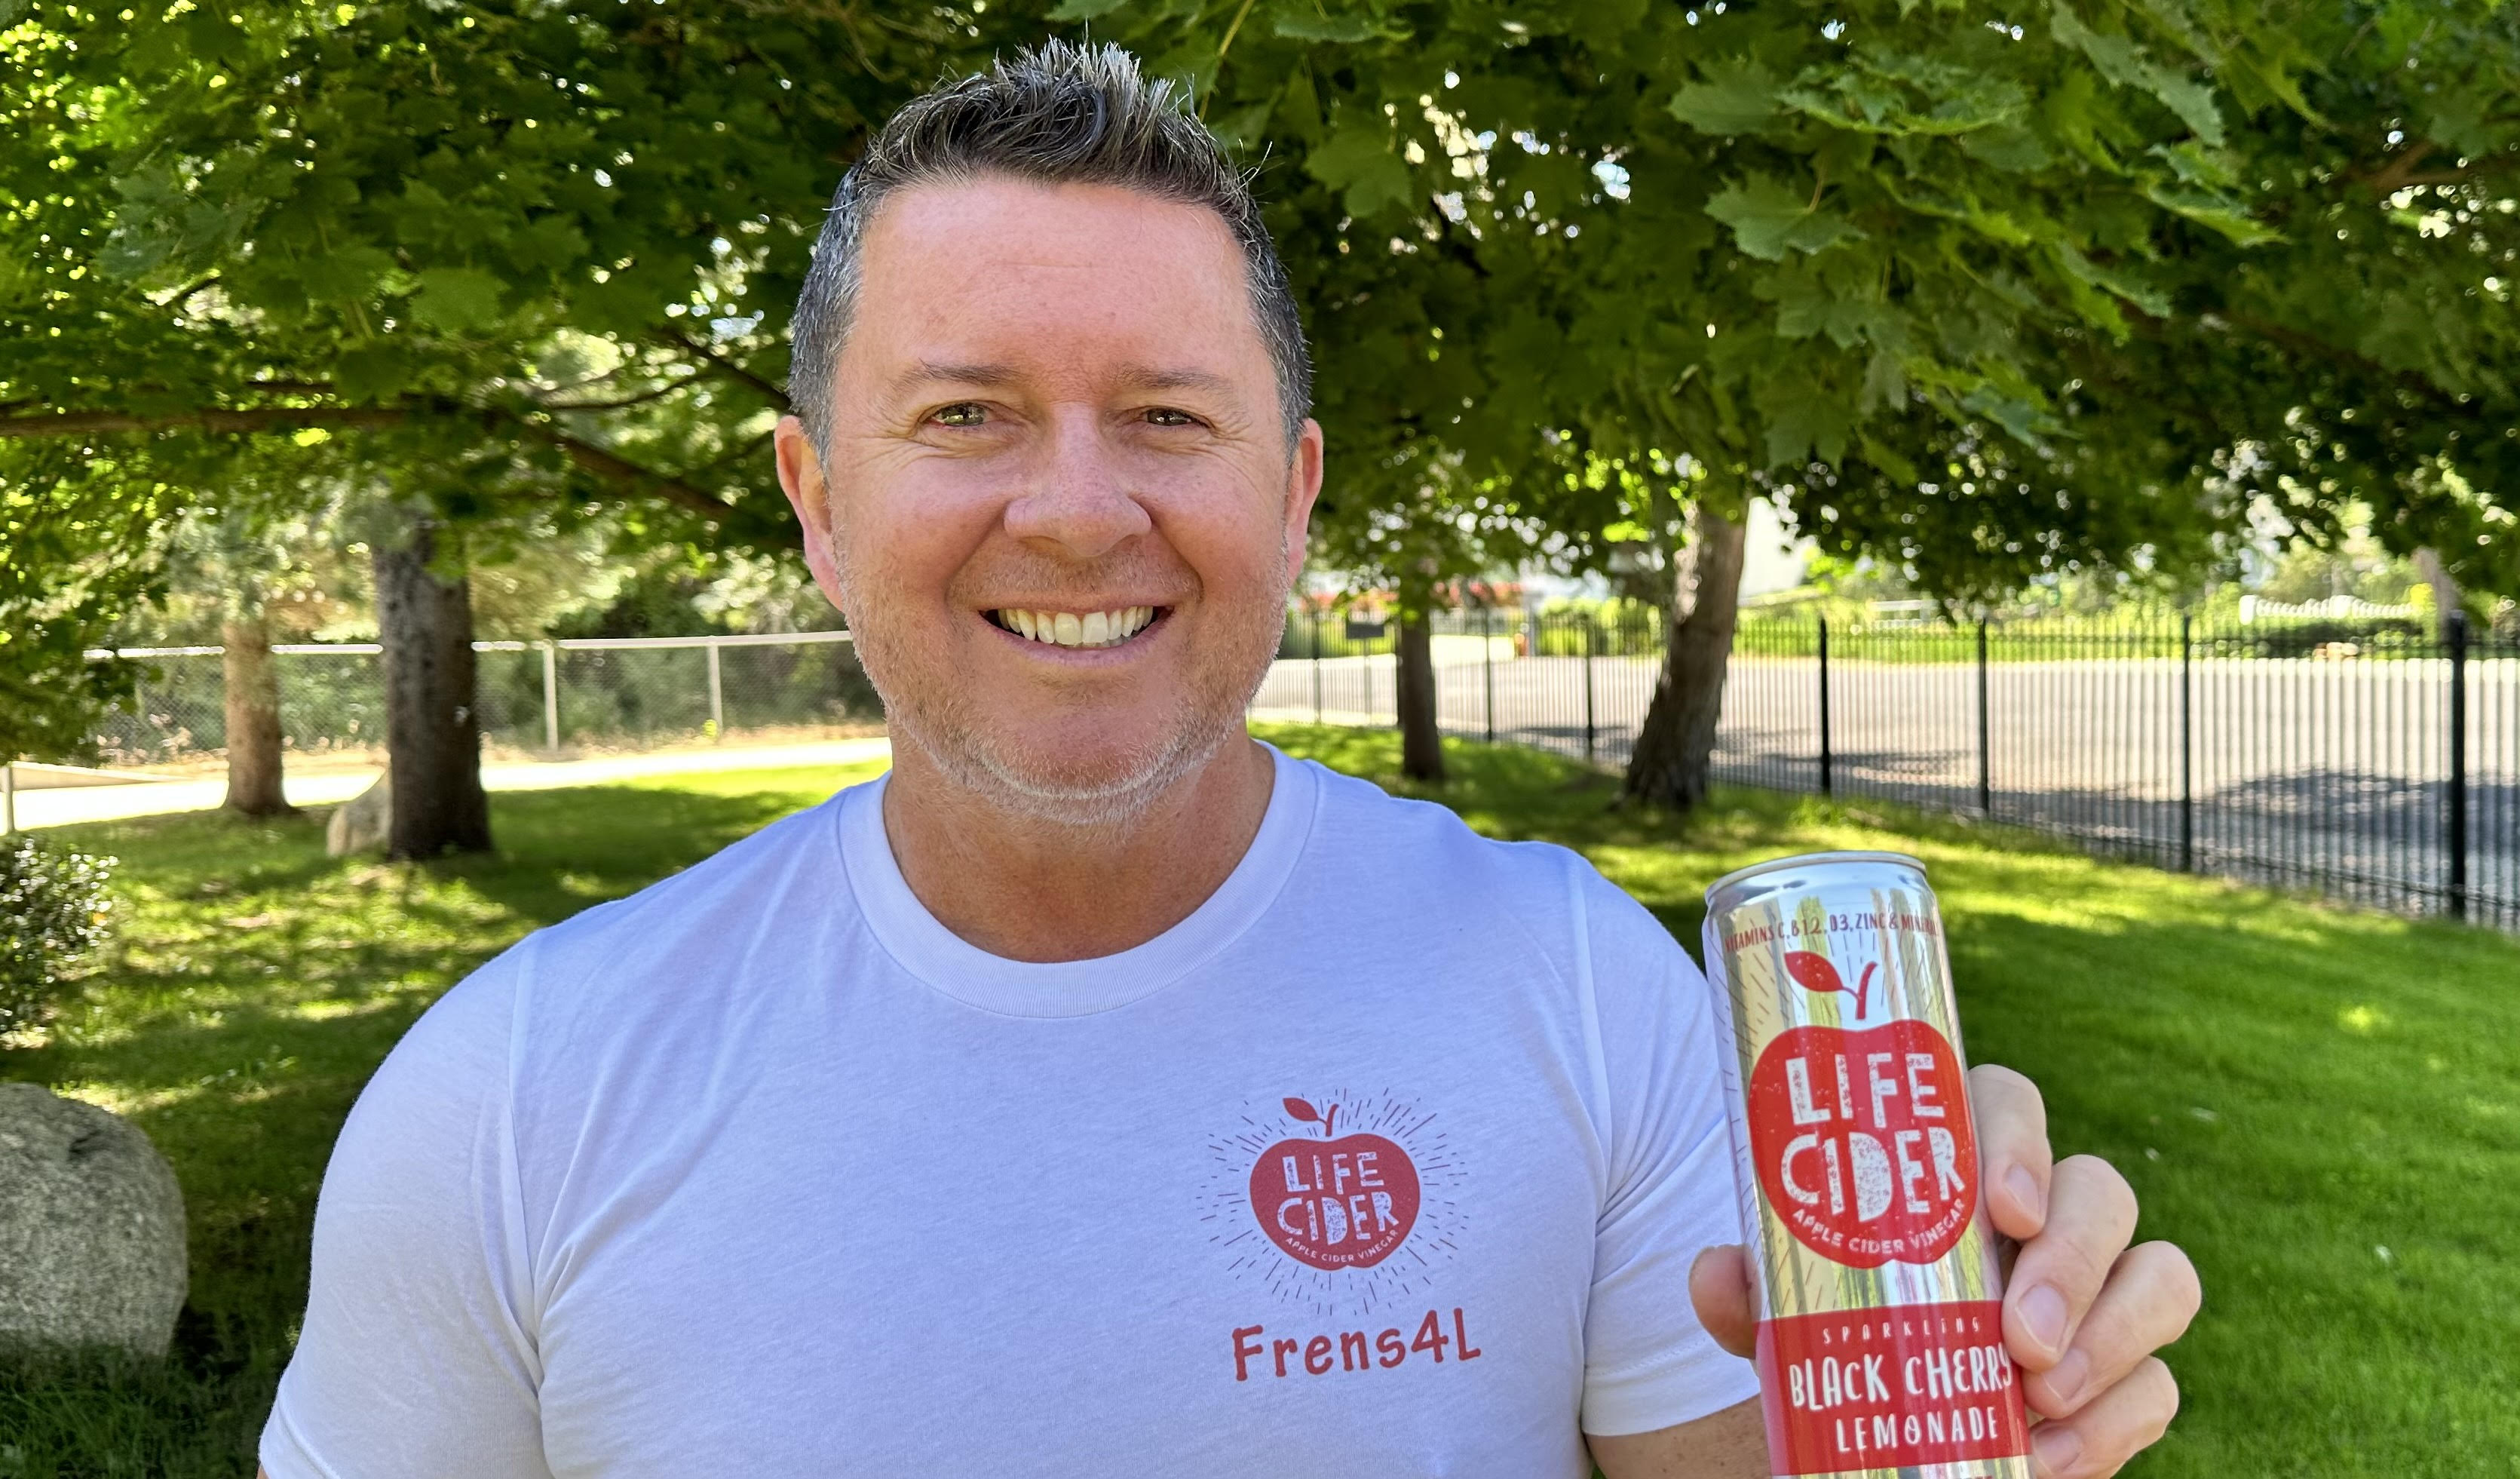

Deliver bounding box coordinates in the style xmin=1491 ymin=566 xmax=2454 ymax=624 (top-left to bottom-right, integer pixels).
xmin=259 ymin=41 xmax=2195 ymax=1479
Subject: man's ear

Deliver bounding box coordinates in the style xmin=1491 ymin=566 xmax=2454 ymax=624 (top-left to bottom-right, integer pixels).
xmin=1282 ymin=417 xmax=1326 ymax=589
xmin=774 ymin=416 xmax=848 ymax=611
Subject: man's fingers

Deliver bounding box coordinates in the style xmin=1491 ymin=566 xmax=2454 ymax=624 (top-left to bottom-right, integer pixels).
xmin=2028 ymin=1356 xmax=2181 ymax=1479
xmin=2004 ymin=1155 xmax=2139 ymax=1373
xmin=1687 ymin=1244 xmax=1757 ymax=1359
xmin=1968 ymin=1063 xmax=2051 ymax=1241
xmin=2025 ymin=1241 xmax=2201 ymax=1419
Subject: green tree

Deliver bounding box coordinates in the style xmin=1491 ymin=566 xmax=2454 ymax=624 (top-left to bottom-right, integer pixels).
xmin=0 ymin=443 xmax=171 ymax=766
xmin=1 ymin=1 xmax=1013 ymax=851
xmin=1071 ymin=0 xmax=2519 ymax=805
xmin=11 ymin=2 xmax=2515 ymax=822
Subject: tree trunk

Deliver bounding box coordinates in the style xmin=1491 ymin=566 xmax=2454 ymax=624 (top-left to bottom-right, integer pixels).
xmin=219 ymin=613 xmax=294 ymax=818
xmin=374 ymin=518 xmax=492 ymax=858
xmin=1395 ymin=614 xmax=1446 ymax=782
xmin=1621 ymin=506 xmax=1749 ymax=812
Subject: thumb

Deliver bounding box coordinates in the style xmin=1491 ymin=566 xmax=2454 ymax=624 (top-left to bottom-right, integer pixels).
xmin=1688 ymin=1244 xmax=1758 ymax=1359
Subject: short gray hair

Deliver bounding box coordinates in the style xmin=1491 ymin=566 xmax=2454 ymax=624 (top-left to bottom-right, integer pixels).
xmin=788 ymin=40 xmax=1313 ymax=452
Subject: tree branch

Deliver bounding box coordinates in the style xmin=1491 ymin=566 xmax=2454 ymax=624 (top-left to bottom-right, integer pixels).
xmin=512 ymin=423 xmax=734 ymax=522
xmin=149 ymin=272 xmax=222 ymax=311
xmin=1427 ymin=199 xmax=1494 ymax=280
xmin=0 ymin=406 xmax=413 ymax=437
xmin=0 ymin=402 xmax=734 ymax=523
xmin=538 ymin=373 xmax=703 ymax=413
xmin=2358 ymin=140 xmax=2438 ymax=197
xmin=654 ymin=327 xmax=790 ymax=410
xmin=2213 ymin=310 xmax=2486 ymax=417
xmin=690 ymin=425 xmax=778 ymax=474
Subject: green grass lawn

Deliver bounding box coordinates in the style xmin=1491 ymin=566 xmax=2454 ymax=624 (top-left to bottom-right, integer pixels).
xmin=4 ymin=726 xmax=2516 ymax=1477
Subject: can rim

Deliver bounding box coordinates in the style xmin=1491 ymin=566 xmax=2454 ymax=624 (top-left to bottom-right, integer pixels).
xmin=1703 ymin=849 xmax=1927 ymax=905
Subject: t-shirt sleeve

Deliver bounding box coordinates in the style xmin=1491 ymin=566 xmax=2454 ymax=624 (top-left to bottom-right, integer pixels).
xmin=259 ymin=945 xmax=548 ymax=1479
xmin=1572 ymin=869 xmax=1764 ymax=1437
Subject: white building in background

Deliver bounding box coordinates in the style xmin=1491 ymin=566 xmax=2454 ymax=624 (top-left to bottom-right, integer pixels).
xmin=1736 ymin=496 xmax=1813 ymax=600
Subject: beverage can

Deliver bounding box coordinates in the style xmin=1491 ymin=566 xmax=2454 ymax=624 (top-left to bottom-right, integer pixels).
xmin=1701 ymin=851 xmax=2031 ymax=1479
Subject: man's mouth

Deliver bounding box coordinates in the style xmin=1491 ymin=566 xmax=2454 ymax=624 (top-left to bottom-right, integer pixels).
xmin=986 ymin=606 xmax=1164 ymax=649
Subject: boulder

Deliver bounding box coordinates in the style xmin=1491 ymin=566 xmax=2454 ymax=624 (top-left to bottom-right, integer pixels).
xmin=326 ymin=769 xmax=392 ymax=856
xmin=0 ymin=1082 xmax=188 ymax=1357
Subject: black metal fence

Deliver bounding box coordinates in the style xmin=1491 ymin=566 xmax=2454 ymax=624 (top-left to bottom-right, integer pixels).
xmin=1252 ymin=607 xmax=2520 ymax=931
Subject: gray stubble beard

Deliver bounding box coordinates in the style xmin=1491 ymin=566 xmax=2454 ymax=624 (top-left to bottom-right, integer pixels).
xmin=832 ymin=517 xmax=1291 ymax=833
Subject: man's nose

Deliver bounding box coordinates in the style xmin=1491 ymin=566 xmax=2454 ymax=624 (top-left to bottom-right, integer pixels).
xmin=1001 ymin=410 xmax=1153 ymax=560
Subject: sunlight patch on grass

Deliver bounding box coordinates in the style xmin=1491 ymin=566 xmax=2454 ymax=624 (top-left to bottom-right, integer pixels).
xmin=2337 ymin=1003 xmax=2390 ymax=1035
xmin=289 ymin=997 xmax=405 ymax=1023
xmin=52 ymin=1080 xmax=204 ymax=1118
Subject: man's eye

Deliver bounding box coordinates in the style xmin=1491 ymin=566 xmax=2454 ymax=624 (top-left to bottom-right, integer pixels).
xmin=930 ymin=403 xmax=989 ymax=428
xmin=1144 ymin=407 xmax=1200 ymax=428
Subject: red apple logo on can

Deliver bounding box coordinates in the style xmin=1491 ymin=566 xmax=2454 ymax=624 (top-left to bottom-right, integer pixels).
xmin=1785 ymin=950 xmax=1876 ymax=1020
xmin=1247 ymin=1097 xmax=1422 ymax=1270
xmin=1746 ymin=1021 xmax=1977 ymax=1268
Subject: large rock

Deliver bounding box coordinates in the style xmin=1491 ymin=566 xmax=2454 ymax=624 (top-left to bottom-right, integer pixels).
xmin=0 ymin=1082 xmax=189 ymax=1357
xmin=326 ymin=769 xmax=392 ymax=856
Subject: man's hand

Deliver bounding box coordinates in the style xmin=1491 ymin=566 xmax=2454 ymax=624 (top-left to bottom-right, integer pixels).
xmin=1618 ymin=1065 xmax=2200 ymax=1479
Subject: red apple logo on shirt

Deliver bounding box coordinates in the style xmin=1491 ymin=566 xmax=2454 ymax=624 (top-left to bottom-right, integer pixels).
xmin=1746 ymin=1022 xmax=1977 ymax=1269
xmin=1248 ymin=1098 xmax=1422 ymax=1270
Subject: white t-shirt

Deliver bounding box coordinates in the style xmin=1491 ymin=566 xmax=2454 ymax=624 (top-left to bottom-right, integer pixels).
xmin=260 ymin=745 xmax=1757 ymax=1477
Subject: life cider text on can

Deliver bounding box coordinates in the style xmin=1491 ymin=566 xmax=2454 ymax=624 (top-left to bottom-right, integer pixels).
xmin=1702 ymin=851 xmax=2031 ymax=1479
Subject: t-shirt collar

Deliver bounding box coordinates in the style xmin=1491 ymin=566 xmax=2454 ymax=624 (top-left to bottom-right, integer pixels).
xmin=835 ymin=741 xmax=1319 ymax=1017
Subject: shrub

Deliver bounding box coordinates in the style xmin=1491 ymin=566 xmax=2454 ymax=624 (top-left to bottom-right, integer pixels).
xmin=0 ymin=835 xmax=117 ymax=1038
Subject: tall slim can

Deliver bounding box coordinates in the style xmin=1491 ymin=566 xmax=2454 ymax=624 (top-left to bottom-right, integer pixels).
xmin=1702 ymin=851 xmax=2031 ymax=1479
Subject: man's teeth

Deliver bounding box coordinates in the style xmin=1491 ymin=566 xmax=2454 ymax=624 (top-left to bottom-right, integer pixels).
xmin=998 ymin=606 xmax=1157 ymax=649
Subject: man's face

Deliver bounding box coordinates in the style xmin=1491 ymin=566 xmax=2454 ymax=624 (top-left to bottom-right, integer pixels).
xmin=774 ymin=176 xmax=1323 ymax=822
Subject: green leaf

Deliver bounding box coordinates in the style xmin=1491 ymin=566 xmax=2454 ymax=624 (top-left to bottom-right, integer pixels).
xmin=296 ymin=244 xmax=396 ymax=305
xmin=409 ymin=266 xmax=507 ymax=331
xmin=2049 ymin=3 xmax=2224 ymax=145
xmin=1857 ymin=431 xmax=1919 ymax=483
xmin=1757 ymin=376 xmax=1854 ymax=466
xmin=2143 ymin=186 xmax=2277 ymax=247
xmin=2052 ymin=242 xmax=2171 ymax=318
xmin=1859 ymin=351 xmax=1908 ymax=414
xmin=1047 ymin=0 xmax=1133 ymax=20
xmin=1209 ymin=100 xmax=1277 ymax=151
xmin=1768 ymin=270 xmax=1894 ymax=348
xmin=1704 ymin=176 xmax=1862 ymax=261
xmin=1959 ymin=384 xmax=2042 ymax=445
xmin=513 ymin=216 xmax=592 ymax=275
xmin=1306 ymin=124 xmax=1414 ymax=218
xmin=2424 ymin=89 xmax=2502 ymax=159
xmin=1960 ymin=124 xmax=2052 ymax=173
xmin=333 ymin=342 xmax=414 ymax=402
xmin=1669 ymin=63 xmax=1778 ymax=135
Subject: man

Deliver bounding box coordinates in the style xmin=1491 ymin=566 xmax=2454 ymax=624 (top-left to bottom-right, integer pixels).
xmin=262 ymin=41 xmax=2195 ymax=1477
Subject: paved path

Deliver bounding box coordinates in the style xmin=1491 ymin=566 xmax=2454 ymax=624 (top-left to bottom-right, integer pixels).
xmin=1252 ymin=652 xmax=2520 ymax=923
xmin=7 ymin=738 xmax=893 ymax=831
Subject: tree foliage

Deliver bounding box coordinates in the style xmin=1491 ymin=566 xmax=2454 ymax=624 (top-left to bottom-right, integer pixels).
xmin=1 ymin=0 xmax=1017 ymax=541
xmin=1070 ymin=0 xmax=2516 ymax=604
xmin=1 ymin=0 xmax=1027 ymax=752
xmin=0 ymin=442 xmax=169 ymax=760
xmin=5 ymin=0 xmax=2515 ymax=772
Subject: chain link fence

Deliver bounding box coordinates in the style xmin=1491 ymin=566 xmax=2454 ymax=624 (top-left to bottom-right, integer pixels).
xmin=86 ymin=631 xmax=878 ymax=767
